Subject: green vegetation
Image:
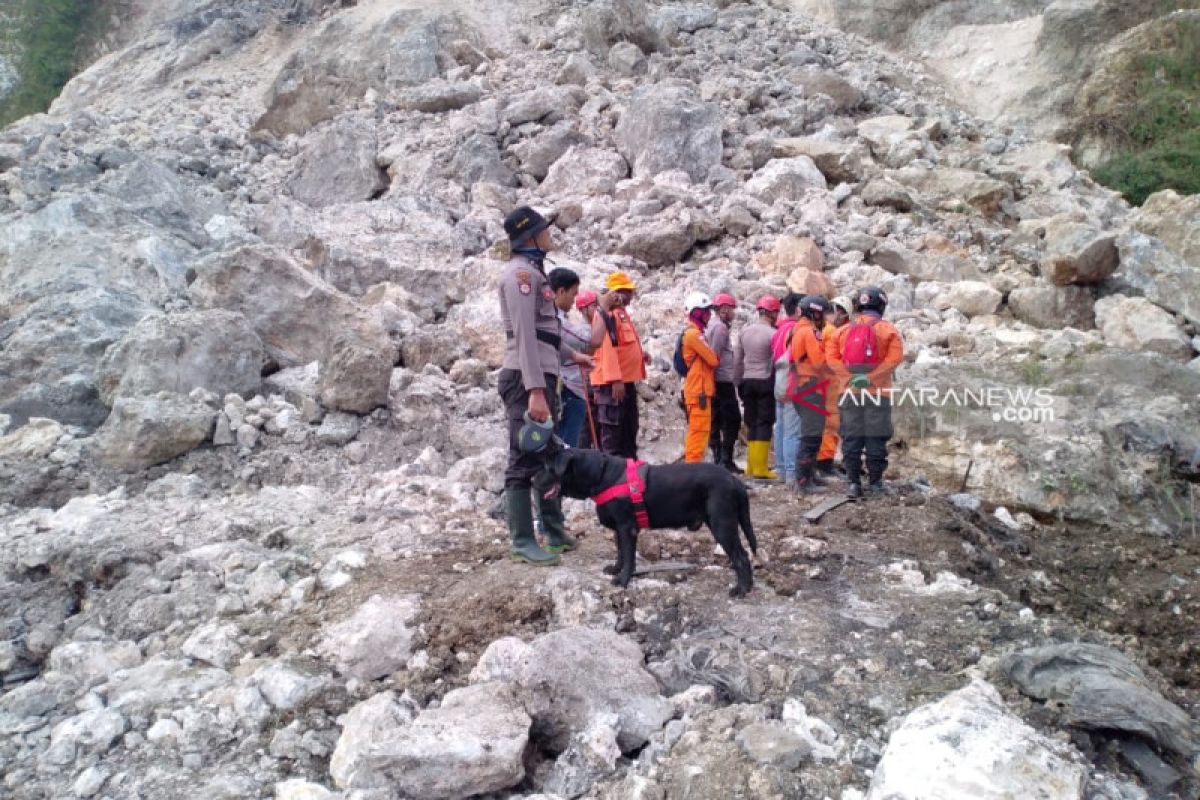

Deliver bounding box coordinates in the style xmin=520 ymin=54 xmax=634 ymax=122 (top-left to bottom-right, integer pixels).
xmin=1019 ymin=357 xmax=1048 ymax=386
xmin=0 ymin=0 xmax=101 ymax=127
xmin=1092 ymin=16 xmax=1200 ymax=205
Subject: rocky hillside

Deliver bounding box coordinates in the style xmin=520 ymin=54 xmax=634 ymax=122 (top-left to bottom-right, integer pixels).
xmin=0 ymin=1 xmax=1198 ymax=798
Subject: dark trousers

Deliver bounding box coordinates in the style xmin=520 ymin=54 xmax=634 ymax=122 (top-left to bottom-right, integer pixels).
xmin=839 ymin=393 xmax=893 ymax=484
xmin=794 ymin=400 xmax=826 ymax=478
xmin=595 ymin=382 xmax=639 ymax=458
xmin=709 ymin=381 xmax=742 ymax=458
xmin=499 ymin=369 xmax=560 ymax=489
xmin=738 ymin=379 xmax=775 ymax=440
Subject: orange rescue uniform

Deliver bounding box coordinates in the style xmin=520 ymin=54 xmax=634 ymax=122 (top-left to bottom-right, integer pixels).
xmin=826 ymin=313 xmax=904 ymax=394
xmin=681 ymin=323 xmax=719 ymax=463
xmin=591 ymin=307 xmax=647 ymax=387
xmin=819 ymin=322 xmax=846 ymax=461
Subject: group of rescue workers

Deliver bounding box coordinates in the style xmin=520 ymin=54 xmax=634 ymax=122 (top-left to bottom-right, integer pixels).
xmin=497 ymin=205 xmax=905 ymax=566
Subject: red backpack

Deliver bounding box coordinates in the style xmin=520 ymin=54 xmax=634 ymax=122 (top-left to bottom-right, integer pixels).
xmin=842 ymin=317 xmax=882 ymax=369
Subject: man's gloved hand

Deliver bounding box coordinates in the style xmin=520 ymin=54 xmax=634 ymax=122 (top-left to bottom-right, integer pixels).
xmin=848 ymin=374 xmax=871 ymax=390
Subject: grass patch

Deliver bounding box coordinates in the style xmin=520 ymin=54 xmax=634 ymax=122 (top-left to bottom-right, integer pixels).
xmin=0 ymin=0 xmax=102 ymax=128
xmin=1090 ymin=15 xmax=1200 ymax=205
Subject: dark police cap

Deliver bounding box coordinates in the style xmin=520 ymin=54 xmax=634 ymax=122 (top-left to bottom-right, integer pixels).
xmin=504 ymin=206 xmax=552 ymax=245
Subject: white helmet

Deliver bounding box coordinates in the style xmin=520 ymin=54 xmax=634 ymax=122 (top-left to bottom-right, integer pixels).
xmin=684 ymin=291 xmax=713 ymax=312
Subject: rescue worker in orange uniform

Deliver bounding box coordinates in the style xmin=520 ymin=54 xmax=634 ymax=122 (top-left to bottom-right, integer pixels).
xmin=681 ymin=292 xmax=720 ymax=463
xmin=706 ymin=292 xmax=742 ymax=473
xmin=817 ymin=296 xmax=853 ymax=476
xmin=787 ymin=295 xmax=831 ymax=493
xmin=591 ymin=272 xmax=648 ymax=458
xmin=826 ymin=287 xmax=904 ymax=499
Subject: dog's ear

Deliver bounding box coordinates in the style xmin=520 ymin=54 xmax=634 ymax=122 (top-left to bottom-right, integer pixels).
xmin=579 ymin=450 xmax=609 ymax=489
xmin=550 ymin=448 xmax=572 ymax=477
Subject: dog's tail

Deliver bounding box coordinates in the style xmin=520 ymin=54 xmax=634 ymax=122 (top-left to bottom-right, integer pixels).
xmin=737 ymin=483 xmax=757 ymax=555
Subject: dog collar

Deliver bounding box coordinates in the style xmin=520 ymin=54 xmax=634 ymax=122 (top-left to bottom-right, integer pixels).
xmin=591 ymin=459 xmax=649 ymax=529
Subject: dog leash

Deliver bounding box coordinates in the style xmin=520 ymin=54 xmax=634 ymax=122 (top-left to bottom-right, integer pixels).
xmin=581 ymin=369 xmax=600 ymax=449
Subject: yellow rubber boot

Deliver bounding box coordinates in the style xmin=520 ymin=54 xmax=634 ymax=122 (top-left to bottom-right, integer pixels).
xmin=748 ymin=441 xmax=778 ymax=479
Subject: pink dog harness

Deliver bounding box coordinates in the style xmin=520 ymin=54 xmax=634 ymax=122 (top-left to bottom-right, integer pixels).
xmin=591 ymin=458 xmax=650 ymax=529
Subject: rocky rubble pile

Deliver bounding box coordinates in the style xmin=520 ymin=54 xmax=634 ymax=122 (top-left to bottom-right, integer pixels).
xmin=0 ymin=0 xmax=1198 ymax=798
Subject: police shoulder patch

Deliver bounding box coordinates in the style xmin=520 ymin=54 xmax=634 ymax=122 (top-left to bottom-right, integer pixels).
xmin=519 ymin=283 xmax=532 ymax=295
xmin=542 ymin=286 xmax=554 ymax=300
xmin=516 ymin=270 xmax=531 ymax=284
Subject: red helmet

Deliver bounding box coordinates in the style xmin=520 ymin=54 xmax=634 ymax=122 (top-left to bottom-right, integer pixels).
xmin=755 ymin=295 xmax=781 ymax=313
xmin=713 ymin=292 xmax=737 ymax=308
xmin=575 ymin=290 xmax=598 ymax=310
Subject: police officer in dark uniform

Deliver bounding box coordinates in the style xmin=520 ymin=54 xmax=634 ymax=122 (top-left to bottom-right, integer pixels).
xmin=498 ymin=206 xmax=590 ymax=565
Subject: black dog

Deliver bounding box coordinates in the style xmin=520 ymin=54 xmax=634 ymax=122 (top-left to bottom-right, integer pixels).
xmin=534 ymin=448 xmax=758 ymax=597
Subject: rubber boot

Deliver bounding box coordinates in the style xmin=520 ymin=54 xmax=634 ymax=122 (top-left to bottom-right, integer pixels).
xmin=747 ymin=441 xmax=778 ymax=479
xmin=866 ymin=462 xmax=889 ymax=497
xmin=540 ymin=496 xmax=577 ymax=554
xmin=508 ymin=489 xmax=560 ymax=566
xmin=721 ymin=440 xmax=743 ymax=475
xmin=794 ymin=458 xmax=821 ymax=494
xmin=845 ymin=452 xmax=863 ymax=500
xmin=816 ymin=459 xmax=837 ymax=477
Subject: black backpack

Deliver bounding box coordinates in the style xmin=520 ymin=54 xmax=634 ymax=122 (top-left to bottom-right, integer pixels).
xmin=672 ymin=330 xmax=689 ymax=377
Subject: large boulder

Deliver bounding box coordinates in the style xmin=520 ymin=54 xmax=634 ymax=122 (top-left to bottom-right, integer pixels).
xmin=866 ymin=680 xmax=1085 ymax=800
xmin=786 ymin=268 xmax=835 ymax=297
xmin=893 ymin=166 xmax=1012 ymax=215
xmin=1003 ymin=643 xmax=1200 ymax=760
xmin=557 ymin=0 xmax=662 ymax=56
xmin=617 ymin=215 xmax=697 ymax=267
xmin=255 ymin=9 xmax=447 ymax=136
xmin=616 ymin=84 xmax=722 ymax=182
xmin=331 ymin=684 xmax=530 ymax=797
xmin=856 ymin=115 xmax=930 ymax=169
xmin=288 ymin=118 xmax=387 ymax=208
xmin=1093 ymin=294 xmax=1193 ymax=360
xmin=861 ymin=178 xmax=917 ymax=212
xmin=754 ymin=235 xmax=825 ymax=276
xmin=450 ymin=133 xmax=516 ymax=188
xmin=937 ymin=281 xmax=1002 ymax=317
xmin=317 ymin=326 xmax=398 ymax=415
xmin=472 ymin=628 xmax=672 ymax=754
xmin=744 ymin=157 xmax=828 ymax=204
xmin=654 ymin=3 xmax=717 ymax=41
xmin=1128 ymin=189 xmax=1200 ymax=267
xmin=91 ymin=393 xmax=216 ymax=470
xmin=871 ymin=241 xmax=962 ymax=283
xmin=786 ymin=66 xmax=864 ymax=111
xmin=188 ymin=245 xmax=377 ymax=368
xmin=502 ymin=87 xmax=583 ymax=127
xmin=541 ymin=146 xmax=629 ymax=197
xmin=1039 ymin=216 xmax=1120 ymax=285
xmin=512 ymin=124 xmax=587 ymax=181
xmin=0 ymin=168 xmax=218 ymax=427
xmin=317 ymin=595 xmax=420 ymax=680
xmin=772 ymin=137 xmax=867 ymax=183
xmin=1008 ymin=285 xmax=1096 ymax=330
xmin=396 ymin=79 xmax=483 ymax=113
xmin=96 ymin=310 xmax=264 ymax=407
xmin=1117 ymin=231 xmax=1200 ymax=326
